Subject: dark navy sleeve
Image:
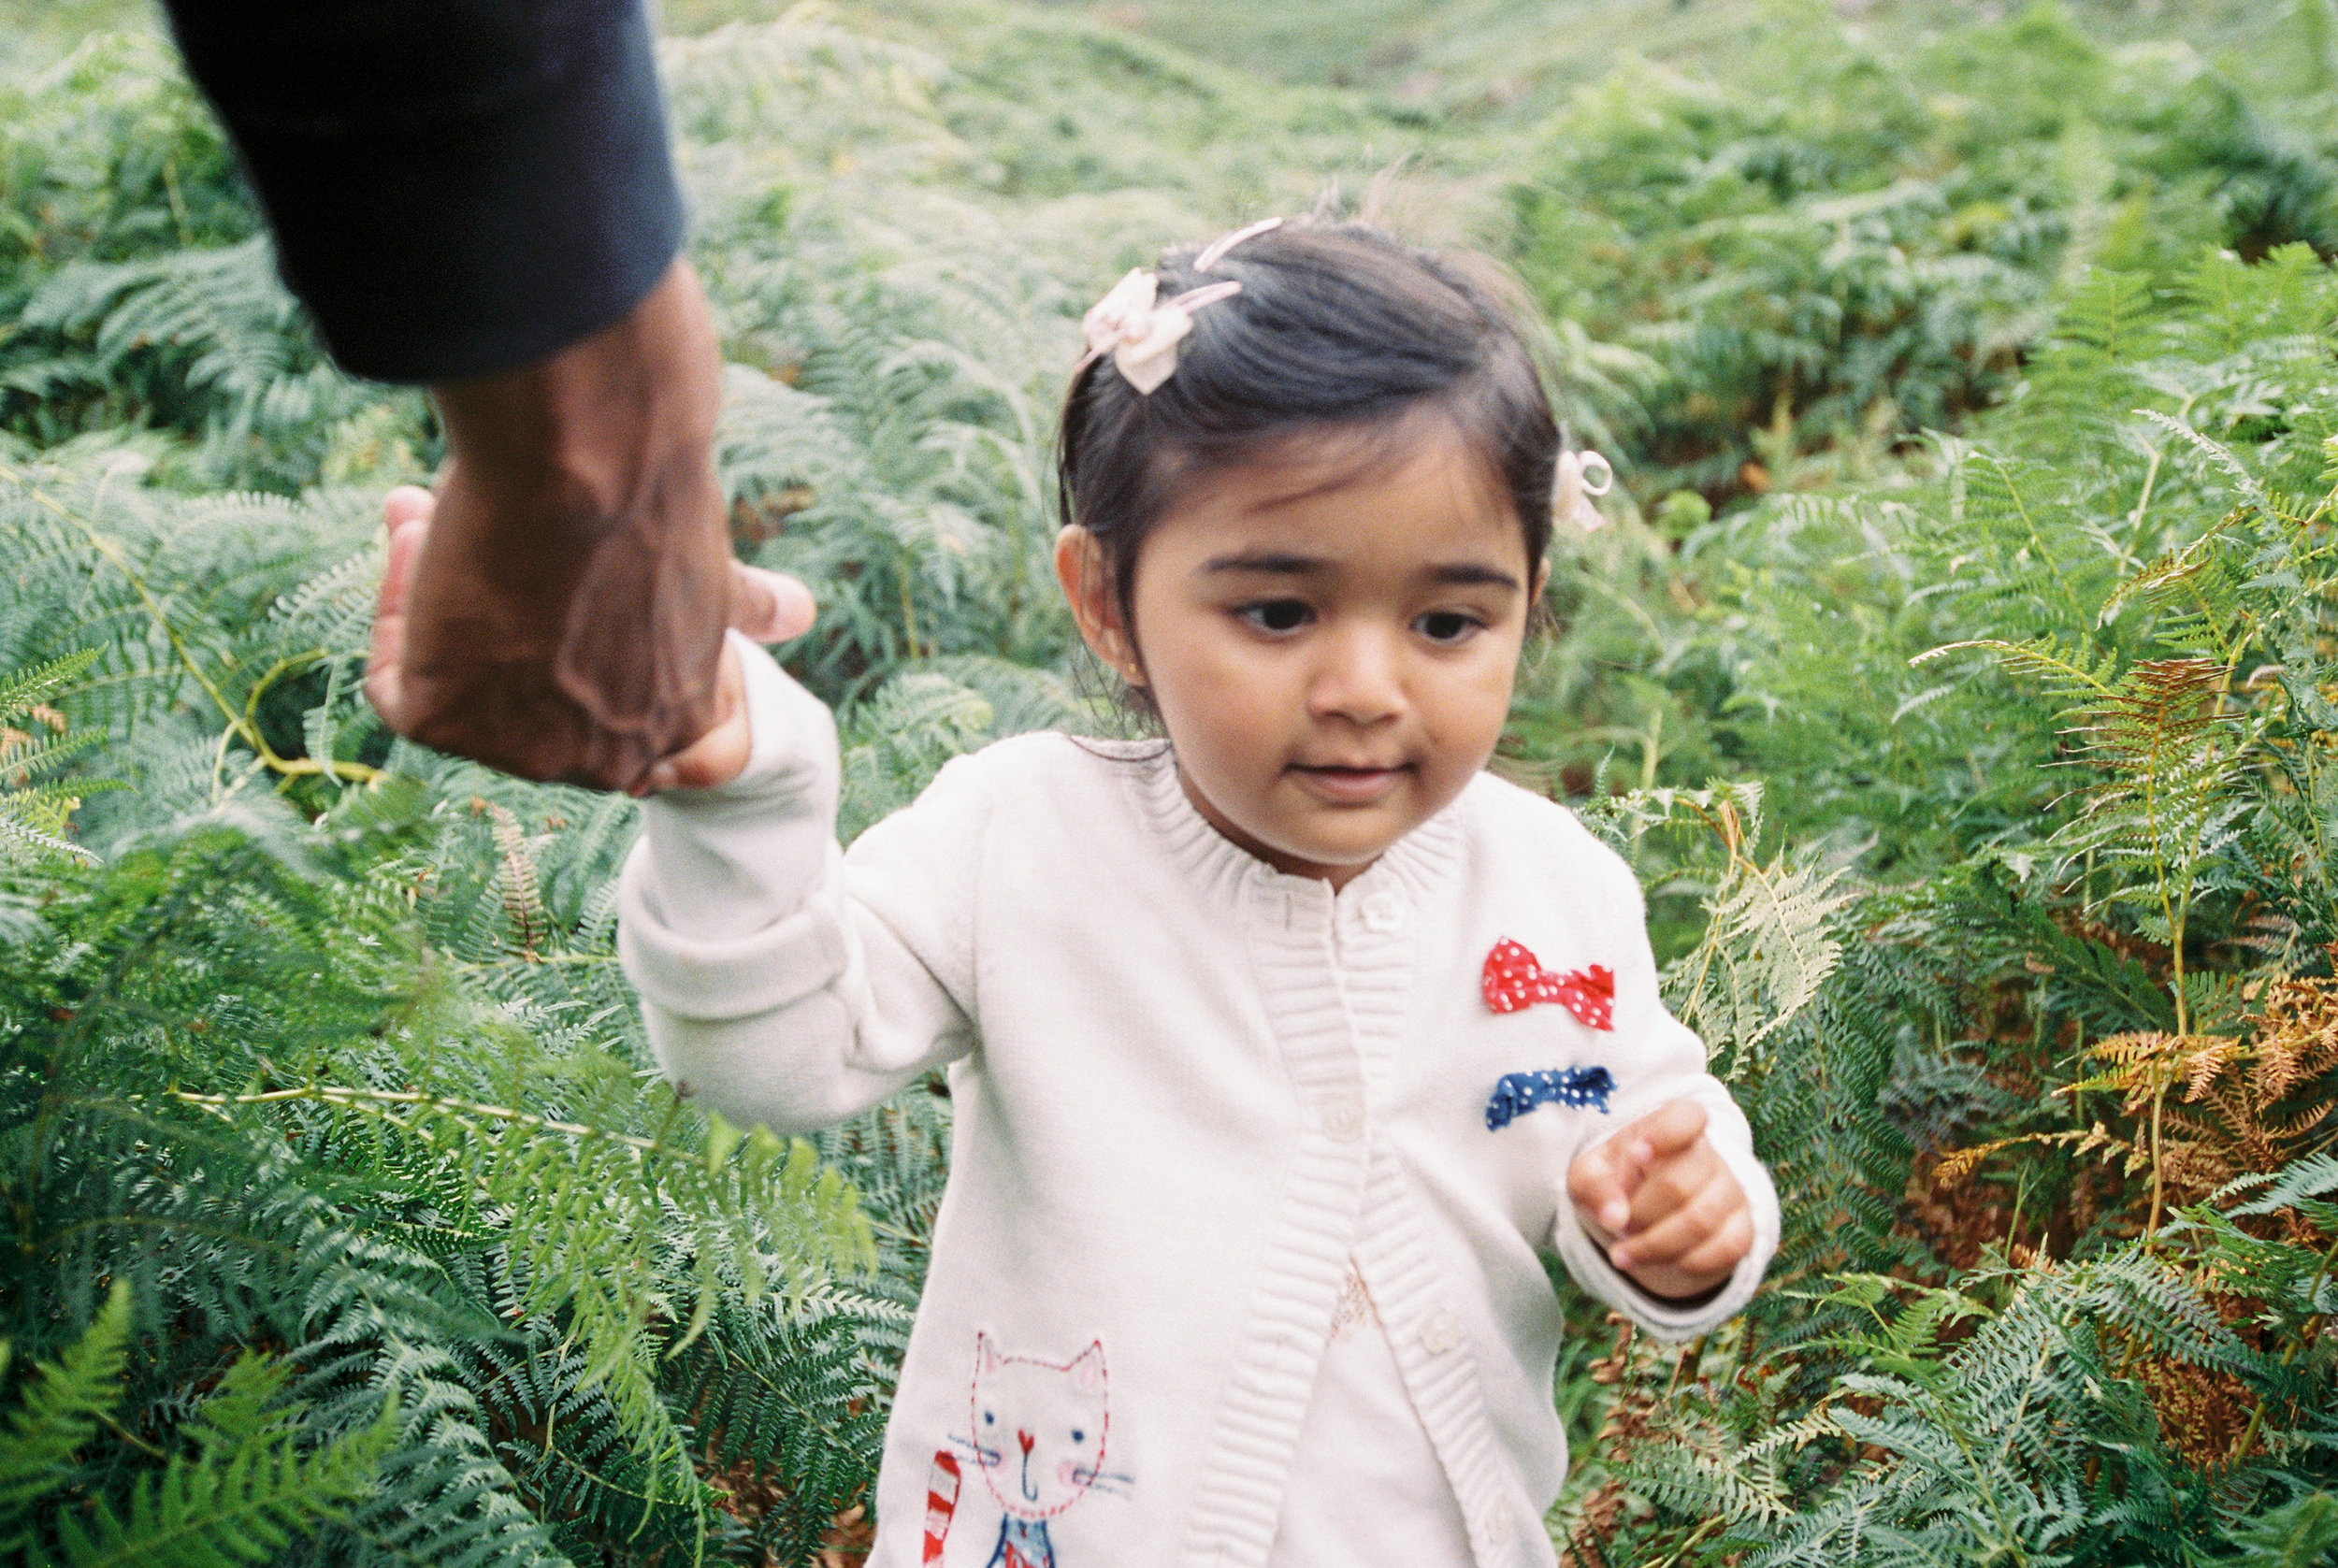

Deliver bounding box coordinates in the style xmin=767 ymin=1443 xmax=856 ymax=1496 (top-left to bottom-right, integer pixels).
xmin=158 ymin=0 xmax=687 ymax=384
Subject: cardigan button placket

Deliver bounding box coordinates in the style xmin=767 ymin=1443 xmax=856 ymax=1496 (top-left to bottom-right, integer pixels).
xmin=1321 ymin=1096 xmax=1365 ymax=1143
xmin=1358 ymin=889 xmax=1407 ymax=933
xmin=1418 ymin=1306 xmax=1463 ymax=1355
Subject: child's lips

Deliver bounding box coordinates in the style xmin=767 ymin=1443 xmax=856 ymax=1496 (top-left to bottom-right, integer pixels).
xmin=1290 ymin=761 xmax=1408 ymax=803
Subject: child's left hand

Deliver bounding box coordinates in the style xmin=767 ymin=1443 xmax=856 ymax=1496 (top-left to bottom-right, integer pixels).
xmin=1566 ymin=1100 xmax=1752 ymax=1303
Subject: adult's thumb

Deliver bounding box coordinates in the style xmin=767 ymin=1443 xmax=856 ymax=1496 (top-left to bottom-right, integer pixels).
xmin=730 ymin=563 xmax=816 ymax=642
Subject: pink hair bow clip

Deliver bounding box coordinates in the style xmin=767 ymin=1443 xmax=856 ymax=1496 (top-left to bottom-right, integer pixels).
xmin=1554 ymin=449 xmax=1614 ymax=533
xmin=1078 ymin=217 xmax=1283 ymax=394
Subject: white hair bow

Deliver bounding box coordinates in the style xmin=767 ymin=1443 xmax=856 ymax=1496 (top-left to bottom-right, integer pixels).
xmin=1554 ymin=449 xmax=1614 ymax=533
xmin=1077 ymin=217 xmax=1283 ymax=394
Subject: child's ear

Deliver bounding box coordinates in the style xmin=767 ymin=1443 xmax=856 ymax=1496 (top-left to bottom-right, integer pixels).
xmin=1053 ymin=525 xmax=1145 ymax=686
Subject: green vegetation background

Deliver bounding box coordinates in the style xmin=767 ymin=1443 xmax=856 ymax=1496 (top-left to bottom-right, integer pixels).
xmin=4 ymin=0 xmax=2338 ymax=1562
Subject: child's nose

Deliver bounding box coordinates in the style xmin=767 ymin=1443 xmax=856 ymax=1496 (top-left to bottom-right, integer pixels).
xmin=1017 ymin=1429 xmax=1034 ymax=1457
xmin=1308 ymin=625 xmax=1405 ymax=724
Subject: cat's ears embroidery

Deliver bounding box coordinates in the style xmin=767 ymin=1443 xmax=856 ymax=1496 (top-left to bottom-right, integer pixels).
xmin=1481 ymin=938 xmax=1614 ymax=1029
xmin=974 ymin=1331 xmax=1106 ymax=1391
xmin=1484 ymin=1066 xmax=1616 ymax=1130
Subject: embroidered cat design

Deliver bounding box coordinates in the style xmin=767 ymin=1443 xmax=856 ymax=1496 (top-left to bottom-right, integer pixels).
xmin=929 ymin=1333 xmax=1115 ymax=1567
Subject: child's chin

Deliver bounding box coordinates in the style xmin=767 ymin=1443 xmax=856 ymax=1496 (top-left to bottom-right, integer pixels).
xmin=1285 ymin=823 xmax=1407 ymax=869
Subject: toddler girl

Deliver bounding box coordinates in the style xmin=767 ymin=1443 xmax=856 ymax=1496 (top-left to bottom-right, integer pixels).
xmin=616 ymin=220 xmax=1780 ymax=1568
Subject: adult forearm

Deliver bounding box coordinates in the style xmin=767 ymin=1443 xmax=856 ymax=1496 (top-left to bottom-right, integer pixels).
xmin=429 ymin=252 xmax=724 ymax=598
xmin=368 ymin=257 xmax=733 ymax=788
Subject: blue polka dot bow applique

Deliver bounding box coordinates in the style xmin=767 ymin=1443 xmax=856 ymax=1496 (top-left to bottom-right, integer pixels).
xmin=1480 ymin=938 xmax=1617 ymax=1131
xmin=1483 ymin=1066 xmax=1617 ymax=1130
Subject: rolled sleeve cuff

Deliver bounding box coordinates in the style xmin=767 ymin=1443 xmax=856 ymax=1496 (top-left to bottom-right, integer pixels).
xmin=617 ymin=843 xmax=849 ymax=1022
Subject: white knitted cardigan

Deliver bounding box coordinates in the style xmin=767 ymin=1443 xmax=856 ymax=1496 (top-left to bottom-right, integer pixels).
xmin=617 ymin=639 xmax=1781 ymax=1568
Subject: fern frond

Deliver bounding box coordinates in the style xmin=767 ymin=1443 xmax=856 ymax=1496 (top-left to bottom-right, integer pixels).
xmin=48 ymin=1364 xmax=393 ymax=1568
xmin=0 ymin=1282 xmax=132 ymax=1519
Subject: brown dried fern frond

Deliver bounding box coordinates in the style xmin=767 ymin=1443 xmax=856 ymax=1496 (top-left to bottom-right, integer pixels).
xmin=2080 ymin=1030 xmax=2242 ymax=1099
xmin=2249 ymin=974 xmax=2338 ymax=1102
xmin=469 ymin=795 xmax=547 ymax=959
xmin=1934 ymin=1123 xmax=2142 ymax=1186
xmin=2132 ymin=1351 xmax=2259 ymax=1469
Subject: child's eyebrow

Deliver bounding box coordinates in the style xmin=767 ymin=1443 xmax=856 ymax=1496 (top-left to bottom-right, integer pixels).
xmin=1425 ymin=562 xmax=1523 ymax=591
xmin=1201 ymin=551 xmax=1331 ymax=577
xmin=1199 ymin=552 xmax=1523 ymax=592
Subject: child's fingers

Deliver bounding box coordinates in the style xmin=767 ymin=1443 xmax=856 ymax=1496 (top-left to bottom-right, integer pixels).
xmin=1671 ymin=1207 xmax=1755 ymax=1281
xmin=1624 ymin=1134 xmax=1726 ymax=1236
xmin=1566 ymin=1139 xmax=1635 ymax=1237
xmin=1627 ymin=1099 xmax=1709 ymax=1164
xmin=1622 ymin=1206 xmax=1754 ymax=1288
xmin=1608 ymin=1162 xmax=1745 ymax=1272
xmin=729 ymin=563 xmax=816 ymax=642
xmin=632 ymin=640 xmax=753 ymax=795
xmin=1578 ymin=1100 xmax=1704 ymax=1229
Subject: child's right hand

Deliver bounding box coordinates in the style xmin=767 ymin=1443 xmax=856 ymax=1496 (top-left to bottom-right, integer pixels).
xmin=632 ymin=566 xmax=816 ymax=794
xmin=1566 ymin=1099 xmax=1752 ymax=1302
xmin=629 ymin=640 xmax=754 ymax=795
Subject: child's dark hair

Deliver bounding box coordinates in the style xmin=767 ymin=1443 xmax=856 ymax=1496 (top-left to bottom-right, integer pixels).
xmin=1056 ymin=221 xmax=1563 ymax=642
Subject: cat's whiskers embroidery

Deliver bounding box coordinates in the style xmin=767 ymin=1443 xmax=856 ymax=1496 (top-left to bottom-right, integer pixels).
xmin=1065 ymin=1462 xmax=1134 ymax=1497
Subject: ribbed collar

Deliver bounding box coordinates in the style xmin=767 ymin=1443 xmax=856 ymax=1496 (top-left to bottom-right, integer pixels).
xmin=1089 ymin=739 xmax=1470 ymax=918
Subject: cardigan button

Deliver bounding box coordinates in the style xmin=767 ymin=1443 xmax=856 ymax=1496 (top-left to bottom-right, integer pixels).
xmin=1321 ymin=1097 xmax=1365 ymax=1142
xmin=1419 ymin=1306 xmax=1462 ymax=1354
xmin=1359 ymin=890 xmax=1406 ymax=932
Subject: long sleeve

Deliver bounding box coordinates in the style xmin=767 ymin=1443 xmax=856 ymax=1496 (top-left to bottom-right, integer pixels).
xmin=1545 ymin=844 xmax=1782 ymax=1343
xmin=616 ymin=634 xmax=977 ymax=1136
xmin=158 ymin=0 xmax=685 ymax=382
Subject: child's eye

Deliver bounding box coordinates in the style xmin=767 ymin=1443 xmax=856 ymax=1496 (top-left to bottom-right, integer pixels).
xmin=1415 ymin=610 xmax=1484 ymax=644
xmin=1237 ymin=599 xmax=1312 ymax=634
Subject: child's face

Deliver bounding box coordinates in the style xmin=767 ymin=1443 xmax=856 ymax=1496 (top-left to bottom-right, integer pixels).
xmin=1059 ymin=417 xmax=1542 ymax=888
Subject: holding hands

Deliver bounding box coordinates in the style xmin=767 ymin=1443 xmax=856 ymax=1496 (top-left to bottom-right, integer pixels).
xmin=368 ymin=482 xmax=812 ymax=798
xmin=358 ymin=258 xmax=815 ymax=796
xmin=1566 ymin=1100 xmax=1753 ymax=1303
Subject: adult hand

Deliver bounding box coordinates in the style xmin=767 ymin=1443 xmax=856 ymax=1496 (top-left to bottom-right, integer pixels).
xmin=1566 ymin=1100 xmax=1753 ymax=1302
xmin=361 ymin=257 xmax=810 ymax=791
xmin=368 ymin=482 xmax=814 ymax=793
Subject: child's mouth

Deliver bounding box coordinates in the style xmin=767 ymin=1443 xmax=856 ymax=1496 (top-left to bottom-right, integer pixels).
xmin=1290 ymin=763 xmax=1407 ymax=803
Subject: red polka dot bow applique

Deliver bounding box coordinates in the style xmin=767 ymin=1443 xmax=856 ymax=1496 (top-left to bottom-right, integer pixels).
xmin=1480 ymin=938 xmax=1614 ymax=1030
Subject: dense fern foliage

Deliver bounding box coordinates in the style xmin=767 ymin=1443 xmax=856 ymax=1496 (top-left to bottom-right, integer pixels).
xmin=4 ymin=0 xmax=2338 ymax=1561
xmin=1508 ymin=4 xmax=2338 ymax=507
xmin=1537 ymin=227 xmax=2338 ymax=1568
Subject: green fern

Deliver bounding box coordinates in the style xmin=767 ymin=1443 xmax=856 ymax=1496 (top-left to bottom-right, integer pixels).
xmin=0 ymin=1282 xmax=133 ymax=1522
xmin=0 ymin=1284 xmax=396 ymax=1568
xmin=0 ymin=648 xmax=113 ymax=862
